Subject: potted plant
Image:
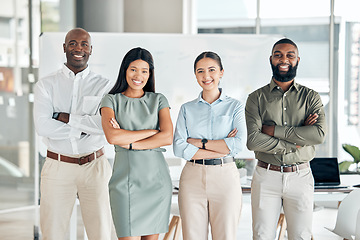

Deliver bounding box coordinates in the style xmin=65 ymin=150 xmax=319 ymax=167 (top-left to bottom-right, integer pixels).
xmin=340 ymin=144 xmax=360 ymax=173
xmin=235 ymin=158 xmax=247 ymax=184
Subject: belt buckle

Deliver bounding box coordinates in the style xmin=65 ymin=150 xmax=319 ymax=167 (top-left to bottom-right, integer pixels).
xmin=280 ymin=164 xmax=294 ymax=173
xmin=78 ymin=155 xmax=89 ymax=165
xmin=280 ymin=165 xmax=290 ymax=173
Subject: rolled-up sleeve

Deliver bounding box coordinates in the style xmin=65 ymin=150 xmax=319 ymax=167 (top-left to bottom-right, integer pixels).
xmin=224 ymin=101 xmax=246 ymax=156
xmin=173 ymin=105 xmax=199 ymax=160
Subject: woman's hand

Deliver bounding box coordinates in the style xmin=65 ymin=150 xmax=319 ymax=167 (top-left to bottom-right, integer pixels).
xmin=187 ymin=138 xmax=201 ymax=148
xmin=227 ymin=128 xmax=238 ymax=138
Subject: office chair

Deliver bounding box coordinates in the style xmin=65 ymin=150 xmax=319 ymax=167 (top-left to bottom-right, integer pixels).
xmin=326 ymin=189 xmax=360 ymax=240
xmin=163 ymin=216 xmax=181 ymax=240
xmin=163 ymin=202 xmax=182 ymax=240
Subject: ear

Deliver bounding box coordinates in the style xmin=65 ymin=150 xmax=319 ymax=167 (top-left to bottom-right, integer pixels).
xmin=89 ymin=46 xmax=93 ymax=55
xmin=220 ymin=69 xmax=224 ymax=78
xmin=63 ymin=43 xmax=66 ymax=53
xmin=297 ymin=56 xmax=300 ymax=63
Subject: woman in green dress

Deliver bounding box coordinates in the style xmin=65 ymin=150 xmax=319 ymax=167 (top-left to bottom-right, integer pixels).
xmin=100 ymin=47 xmax=173 ymax=240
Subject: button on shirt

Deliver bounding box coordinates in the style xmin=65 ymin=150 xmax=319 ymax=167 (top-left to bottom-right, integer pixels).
xmin=173 ymin=89 xmax=246 ymax=160
xmin=34 ymin=65 xmax=112 ymax=155
xmin=245 ymin=79 xmax=327 ymax=165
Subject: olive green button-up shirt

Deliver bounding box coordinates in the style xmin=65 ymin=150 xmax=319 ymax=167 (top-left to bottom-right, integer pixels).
xmin=245 ymin=79 xmax=326 ymax=165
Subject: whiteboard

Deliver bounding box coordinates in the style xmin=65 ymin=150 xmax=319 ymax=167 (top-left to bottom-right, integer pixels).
xmin=39 ymin=32 xmax=280 ymax=158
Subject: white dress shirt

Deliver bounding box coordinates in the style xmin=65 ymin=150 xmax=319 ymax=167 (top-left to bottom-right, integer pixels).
xmin=34 ymin=64 xmax=113 ymax=155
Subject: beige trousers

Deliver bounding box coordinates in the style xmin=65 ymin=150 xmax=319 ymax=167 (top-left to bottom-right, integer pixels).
xmin=40 ymin=154 xmax=112 ymax=240
xmin=251 ymin=165 xmax=314 ymax=240
xmin=178 ymin=161 xmax=242 ymax=240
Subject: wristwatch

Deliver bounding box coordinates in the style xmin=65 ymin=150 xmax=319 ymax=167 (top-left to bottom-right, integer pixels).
xmin=201 ymin=138 xmax=208 ymax=149
xmin=52 ymin=112 xmax=60 ymax=120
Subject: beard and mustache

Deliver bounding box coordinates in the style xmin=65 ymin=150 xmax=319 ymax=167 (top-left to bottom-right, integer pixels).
xmin=271 ymin=61 xmax=299 ymax=82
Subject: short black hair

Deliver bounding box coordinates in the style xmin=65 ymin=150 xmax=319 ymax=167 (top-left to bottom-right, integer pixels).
xmin=272 ymin=38 xmax=298 ymax=53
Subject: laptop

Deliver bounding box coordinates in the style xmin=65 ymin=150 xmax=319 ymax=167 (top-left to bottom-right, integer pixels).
xmin=310 ymin=157 xmax=347 ymax=189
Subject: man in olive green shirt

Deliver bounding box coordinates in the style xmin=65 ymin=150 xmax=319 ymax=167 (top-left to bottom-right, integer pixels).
xmin=245 ymin=38 xmax=326 ymax=240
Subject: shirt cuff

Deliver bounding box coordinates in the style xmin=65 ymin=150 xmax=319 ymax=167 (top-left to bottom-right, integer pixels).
xmin=224 ymin=137 xmax=234 ymax=156
xmin=285 ymin=141 xmax=298 ymax=154
xmin=184 ymin=144 xmax=200 ymax=161
xmin=274 ymin=126 xmax=297 ymax=154
xmin=274 ymin=125 xmax=286 ymax=139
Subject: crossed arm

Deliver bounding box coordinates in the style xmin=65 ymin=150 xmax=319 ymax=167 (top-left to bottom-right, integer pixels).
xmin=101 ymin=107 xmax=173 ymax=150
xmin=261 ymin=113 xmax=319 ymax=148
xmin=245 ymin=92 xmax=326 ymax=154
xmin=186 ymin=129 xmax=237 ymax=159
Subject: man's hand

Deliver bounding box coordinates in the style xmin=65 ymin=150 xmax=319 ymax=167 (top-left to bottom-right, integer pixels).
xmin=304 ymin=113 xmax=318 ymax=126
xmin=262 ymin=125 xmax=275 ymax=136
xmin=56 ymin=113 xmax=70 ymax=123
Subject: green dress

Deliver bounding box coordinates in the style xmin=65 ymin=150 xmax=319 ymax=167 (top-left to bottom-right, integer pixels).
xmin=101 ymin=92 xmax=172 ymax=237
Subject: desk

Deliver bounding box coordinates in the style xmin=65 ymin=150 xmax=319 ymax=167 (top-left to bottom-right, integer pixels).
xmin=241 ymin=184 xmax=357 ymax=201
xmin=313 ymin=187 xmax=355 ymax=202
xmin=241 ymin=173 xmax=360 ymax=202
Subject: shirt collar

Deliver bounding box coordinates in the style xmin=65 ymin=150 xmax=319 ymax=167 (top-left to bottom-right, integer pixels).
xmin=62 ymin=64 xmax=90 ymax=79
xmin=269 ymin=78 xmax=299 ymax=92
xmin=196 ymin=88 xmax=226 ymax=103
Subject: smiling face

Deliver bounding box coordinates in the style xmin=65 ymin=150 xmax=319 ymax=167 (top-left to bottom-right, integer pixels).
xmin=195 ymin=57 xmax=224 ymax=92
xmin=63 ymin=29 xmax=92 ymax=74
xmin=270 ymin=43 xmax=300 ymax=82
xmin=125 ymin=59 xmax=150 ymax=91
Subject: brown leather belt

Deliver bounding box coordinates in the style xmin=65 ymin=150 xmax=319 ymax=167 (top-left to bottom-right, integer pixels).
xmin=47 ymin=148 xmax=104 ymax=165
xmin=257 ymin=160 xmax=309 ymax=172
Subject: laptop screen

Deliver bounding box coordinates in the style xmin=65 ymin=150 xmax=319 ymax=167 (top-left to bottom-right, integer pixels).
xmin=310 ymin=157 xmax=341 ymax=186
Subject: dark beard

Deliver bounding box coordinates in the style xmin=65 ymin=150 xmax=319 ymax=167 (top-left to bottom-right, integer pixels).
xmin=271 ymin=62 xmax=298 ymax=82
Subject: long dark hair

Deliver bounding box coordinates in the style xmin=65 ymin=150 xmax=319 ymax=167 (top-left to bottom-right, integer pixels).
xmin=194 ymin=51 xmax=224 ymax=73
xmin=109 ymin=47 xmax=155 ymax=94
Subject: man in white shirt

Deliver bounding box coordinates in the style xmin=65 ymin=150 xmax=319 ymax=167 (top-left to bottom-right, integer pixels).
xmin=33 ymin=28 xmax=113 ymax=240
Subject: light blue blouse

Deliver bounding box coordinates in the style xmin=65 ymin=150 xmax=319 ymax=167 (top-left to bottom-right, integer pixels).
xmin=173 ymin=89 xmax=246 ymax=160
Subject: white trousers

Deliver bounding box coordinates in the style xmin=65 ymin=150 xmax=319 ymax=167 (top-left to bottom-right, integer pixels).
xmin=178 ymin=161 xmax=242 ymax=240
xmin=251 ymin=165 xmax=314 ymax=240
xmin=40 ymin=154 xmax=112 ymax=240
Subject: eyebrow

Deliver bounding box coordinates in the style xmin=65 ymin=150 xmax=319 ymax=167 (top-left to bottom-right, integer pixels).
xmin=68 ymin=40 xmax=89 ymax=44
xmin=129 ymin=66 xmax=149 ymax=70
xmin=274 ymin=50 xmax=296 ymax=54
xmin=196 ymin=66 xmax=216 ymax=71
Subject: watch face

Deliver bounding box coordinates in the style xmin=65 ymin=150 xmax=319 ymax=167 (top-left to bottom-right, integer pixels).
xmin=201 ymin=139 xmax=208 ymax=143
xmin=52 ymin=112 xmax=59 ymax=119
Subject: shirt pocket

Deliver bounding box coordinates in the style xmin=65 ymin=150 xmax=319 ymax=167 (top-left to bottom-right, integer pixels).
xmin=82 ymin=96 xmax=102 ymax=114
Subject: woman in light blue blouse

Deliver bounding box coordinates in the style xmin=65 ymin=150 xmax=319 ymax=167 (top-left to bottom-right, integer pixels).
xmin=173 ymin=51 xmax=246 ymax=240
